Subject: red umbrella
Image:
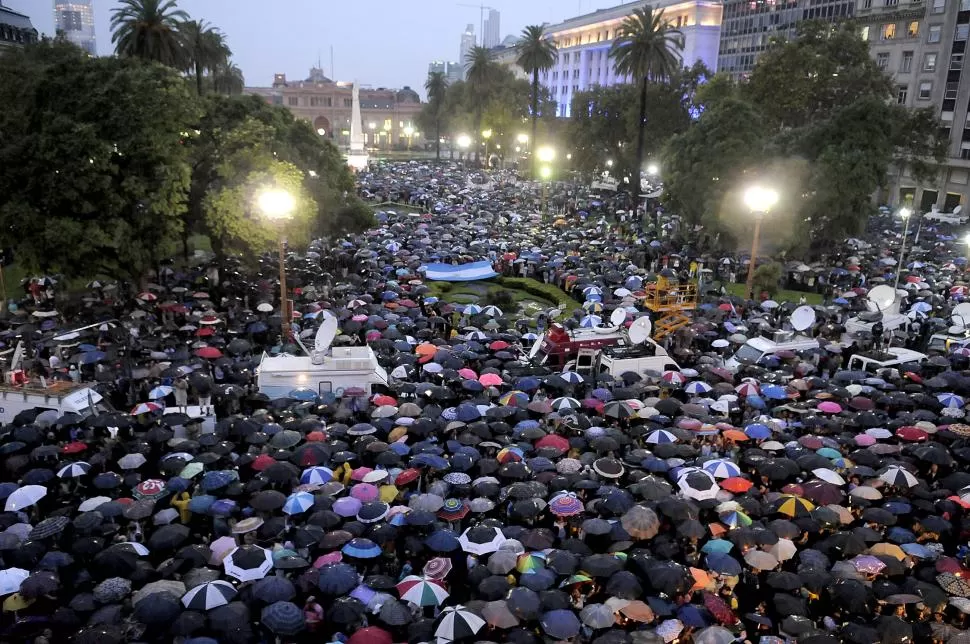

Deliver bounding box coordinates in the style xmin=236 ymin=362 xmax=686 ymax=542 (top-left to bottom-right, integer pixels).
xmin=347 ymin=626 xmax=392 ymax=644
xmin=195 ymin=347 xmax=223 ymax=359
xmin=896 ymin=426 xmax=928 ymax=442
xmin=251 ymin=455 xmax=277 ymax=471
xmin=196 ymin=327 xmax=215 ymax=337
xmin=395 ymin=469 xmax=420 ymax=486
xmin=703 ymin=592 xmax=737 ymax=624
xmin=720 ymin=477 xmax=753 ymax=493
xmin=61 ymin=442 xmax=87 ymax=454
xmin=535 ymin=434 xmax=570 ymax=452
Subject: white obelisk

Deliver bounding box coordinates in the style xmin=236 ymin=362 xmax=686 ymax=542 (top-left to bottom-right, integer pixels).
xmin=347 ymin=82 xmax=369 ymax=171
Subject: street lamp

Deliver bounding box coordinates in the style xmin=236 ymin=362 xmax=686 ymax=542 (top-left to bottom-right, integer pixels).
xmin=403 ymin=125 xmax=414 ymax=150
xmin=481 ymin=129 xmax=493 ymax=168
xmin=893 ymin=206 xmax=913 ymax=292
xmin=457 ymin=134 xmax=471 ymax=164
xmin=257 ymin=188 xmax=296 ymax=340
xmin=537 ymin=146 xmax=555 ymax=164
xmin=646 ymin=163 xmax=659 ymax=176
xmin=540 ymin=165 xmax=552 ymax=217
xmin=382 ymin=121 xmax=391 ymax=151
xmin=742 ymin=185 xmax=779 ymax=301
xmin=368 ymin=122 xmax=376 ymax=147
xmin=517 ymin=133 xmax=529 ymax=145
xmin=606 ymin=159 xmax=614 ymax=170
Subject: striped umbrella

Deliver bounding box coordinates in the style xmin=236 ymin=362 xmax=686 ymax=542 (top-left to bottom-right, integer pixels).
xmin=57 ymin=462 xmax=90 ymax=479
xmin=703 ymin=460 xmax=741 ymax=479
xmin=558 ymin=371 xmax=585 ymax=384
xmin=180 ymin=580 xmax=236 ymax=610
xmin=661 ymin=371 xmax=687 ymax=386
xmin=435 ymin=604 xmax=485 ymax=641
xmin=282 ymin=491 xmax=314 ymax=515
xmin=261 ymin=600 xmax=305 ymax=635
xmin=498 ymin=391 xmax=529 ymax=406
xmin=548 ymin=493 xmax=584 ymax=517
xmin=300 ymin=466 xmax=334 ymax=485
xmin=551 ymin=397 xmax=581 ymax=412
xmin=646 ymin=429 xmax=678 ymax=445
xmin=396 ymin=575 xmax=450 ymax=606
xmin=341 ymin=537 xmax=383 ymax=559
xmin=772 ymin=495 xmax=815 ymax=517
xmin=685 ymin=381 xmax=712 ymax=394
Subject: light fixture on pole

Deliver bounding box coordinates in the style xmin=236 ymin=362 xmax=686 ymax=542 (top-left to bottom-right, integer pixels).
xmin=457 ymin=134 xmax=471 ymax=164
xmin=257 ymin=188 xmax=297 ymax=341
xmin=481 ymin=129 xmax=492 ymax=168
xmin=403 ymin=125 xmax=414 ymax=150
xmin=539 ymin=165 xmax=552 ymax=217
xmin=742 ymin=185 xmax=779 ymax=301
xmin=892 ymin=206 xmax=913 ymax=292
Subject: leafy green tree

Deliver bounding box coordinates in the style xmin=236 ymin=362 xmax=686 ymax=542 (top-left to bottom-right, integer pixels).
xmin=211 ymin=60 xmax=245 ymax=95
xmin=0 ymin=40 xmax=198 ymax=281
xmin=609 ymin=7 xmax=684 ymax=187
xmin=110 ymin=0 xmax=188 ymax=68
xmin=180 ymin=19 xmax=230 ymax=96
xmin=465 ymin=46 xmax=498 ymax=164
xmin=423 ymin=71 xmax=448 ymax=160
xmin=516 ymin=25 xmax=557 ymax=173
xmin=753 ymin=263 xmax=784 ymax=298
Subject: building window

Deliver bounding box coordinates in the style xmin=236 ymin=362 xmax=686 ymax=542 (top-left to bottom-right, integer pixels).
xmin=952 ymin=53 xmax=964 ymax=69
xmin=898 ymin=85 xmax=909 ymax=103
xmin=929 ymin=25 xmax=942 ymax=42
xmin=902 ymin=51 xmax=914 ymax=71
xmin=287 ymin=96 xmax=298 ymax=106
xmin=877 ymin=52 xmax=891 ymax=69
xmin=919 ymin=81 xmax=933 ymax=99
xmin=924 ymin=52 xmax=938 ymax=70
xmin=945 ymin=81 xmax=959 ymax=98
xmin=962 ymin=0 xmax=970 ymax=9
xmin=886 ymin=0 xmax=899 ymax=4
xmin=344 ymin=98 xmax=352 ymax=107
xmin=861 ymin=25 xmax=870 ymax=40
xmin=864 ymin=0 xmax=872 ymax=7
xmin=959 ymin=24 xmax=970 ymax=40
xmin=908 ymin=21 xmax=919 ymax=37
xmin=272 ymin=95 xmax=283 ymax=105
xmin=933 ymin=0 xmax=945 ymax=11
xmin=881 ymin=23 xmax=897 ymax=39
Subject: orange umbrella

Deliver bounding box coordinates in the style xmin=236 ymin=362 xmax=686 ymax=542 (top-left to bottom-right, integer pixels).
xmin=722 ymin=430 xmax=749 ymax=442
xmin=415 ymin=344 xmax=437 ymax=363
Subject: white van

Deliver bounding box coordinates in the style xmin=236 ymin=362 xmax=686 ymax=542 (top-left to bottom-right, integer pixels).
xmin=847 ymin=348 xmax=927 ymax=373
xmin=256 ymin=347 xmax=389 ymax=399
xmin=725 ymin=335 xmax=821 ymax=372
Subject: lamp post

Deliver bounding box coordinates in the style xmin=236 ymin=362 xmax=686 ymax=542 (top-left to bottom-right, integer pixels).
xmin=537 ymin=146 xmax=556 ymax=218
xmin=540 ymin=166 xmax=552 ymax=217
xmin=893 ymin=206 xmax=913 ymax=292
xmin=258 ymin=188 xmax=297 ymax=341
xmin=403 ymin=125 xmax=414 ymax=151
xmin=481 ymin=129 xmax=492 ymax=168
xmin=743 ymin=185 xmax=779 ymax=301
xmin=367 ymin=122 xmax=376 ymax=148
xmin=382 ymin=122 xmax=391 ymax=151
xmin=457 ymin=134 xmax=471 ymax=166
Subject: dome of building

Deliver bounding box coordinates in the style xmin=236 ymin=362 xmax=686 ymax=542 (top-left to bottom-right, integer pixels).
xmin=396 ymin=86 xmax=420 ymax=104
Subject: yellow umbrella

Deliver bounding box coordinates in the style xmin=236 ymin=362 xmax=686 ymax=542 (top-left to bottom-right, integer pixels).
xmin=869 ymin=543 xmax=907 ymax=561
xmin=388 ymin=426 xmax=408 ymax=442
xmin=379 ymin=485 xmax=400 ymax=503
xmin=3 ymin=593 xmax=33 ymax=612
xmin=773 ymin=495 xmax=815 ymax=517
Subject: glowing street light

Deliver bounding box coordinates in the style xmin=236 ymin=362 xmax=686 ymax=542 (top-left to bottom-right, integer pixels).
xmin=403 ymin=125 xmax=415 ymax=150
xmin=646 ymin=163 xmax=659 ymax=176
xmin=517 ymin=133 xmax=529 ymax=145
xmin=606 ymin=159 xmax=614 ymax=169
xmin=893 ymin=206 xmax=913 ymax=292
xmin=481 ymin=129 xmax=493 ymax=168
xmin=539 ymin=166 xmax=552 ymax=179
xmin=257 ymin=188 xmax=296 ymax=340
xmin=537 ymin=146 xmax=556 ymax=164
xmin=742 ymin=185 xmax=780 ymax=300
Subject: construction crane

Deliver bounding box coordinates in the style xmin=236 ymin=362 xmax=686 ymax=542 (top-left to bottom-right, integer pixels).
xmin=457 ymin=2 xmax=493 ymax=45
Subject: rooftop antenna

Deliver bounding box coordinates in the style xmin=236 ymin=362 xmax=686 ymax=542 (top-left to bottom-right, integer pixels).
xmin=330 ymin=45 xmax=335 ymax=80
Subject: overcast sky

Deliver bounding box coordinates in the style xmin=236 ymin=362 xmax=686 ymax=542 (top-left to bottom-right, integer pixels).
xmin=6 ymin=0 xmax=623 ymax=94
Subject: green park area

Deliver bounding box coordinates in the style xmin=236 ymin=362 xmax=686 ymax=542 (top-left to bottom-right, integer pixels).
xmin=424 ymin=277 xmax=574 ymax=326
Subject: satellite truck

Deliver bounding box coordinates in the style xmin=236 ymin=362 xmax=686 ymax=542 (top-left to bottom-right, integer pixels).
xmin=927 ymin=302 xmax=970 ymax=353
xmin=725 ymin=305 xmax=820 ymax=372
xmin=256 ymin=311 xmax=389 ymax=399
xmin=843 ymin=285 xmax=909 ymax=341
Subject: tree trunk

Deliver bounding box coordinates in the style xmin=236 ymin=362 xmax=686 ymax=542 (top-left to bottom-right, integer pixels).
xmin=435 ymin=117 xmax=441 ymax=161
xmin=195 ymin=60 xmax=204 ymax=96
xmin=635 ymin=77 xmax=648 ymax=194
xmin=531 ymin=69 xmax=539 ymax=178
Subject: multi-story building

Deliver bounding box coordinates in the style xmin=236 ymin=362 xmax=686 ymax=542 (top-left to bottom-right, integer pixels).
xmin=490 ymin=42 xmax=528 ymax=81
xmin=54 ymin=0 xmax=96 ymax=55
xmin=858 ymin=0 xmax=970 ymax=211
xmin=539 ymin=0 xmax=722 ymax=117
xmin=0 ymin=1 xmax=38 ymax=51
xmin=245 ymin=68 xmax=423 ymax=149
xmin=428 ymin=60 xmax=463 ymax=85
xmin=718 ymin=0 xmax=855 ymax=77
xmin=483 ymin=8 xmax=501 ymax=48
xmin=459 ymin=23 xmax=476 ymax=77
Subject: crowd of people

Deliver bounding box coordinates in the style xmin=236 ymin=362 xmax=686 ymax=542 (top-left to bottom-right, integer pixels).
xmin=0 ymin=162 xmax=968 ymax=644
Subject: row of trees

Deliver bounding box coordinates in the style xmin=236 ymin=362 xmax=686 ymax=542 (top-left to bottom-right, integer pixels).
xmin=0 ymin=39 xmax=367 ymax=283
xmin=110 ymin=0 xmax=243 ymax=95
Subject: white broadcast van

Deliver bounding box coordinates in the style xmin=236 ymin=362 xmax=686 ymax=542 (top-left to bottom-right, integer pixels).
xmin=725 ymin=306 xmax=820 ymax=372
xmin=843 ymin=285 xmax=909 ymax=340
xmin=256 ymin=312 xmax=389 ymax=399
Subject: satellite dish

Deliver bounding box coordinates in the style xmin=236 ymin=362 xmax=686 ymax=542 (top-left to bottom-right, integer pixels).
xmin=953 ymin=302 xmax=970 ymax=327
xmin=956 ymin=205 xmax=963 ymax=215
xmin=867 ymin=285 xmax=896 ymax=312
xmin=628 ymin=316 xmax=653 ymax=344
xmin=790 ymin=305 xmax=817 ymax=332
xmin=314 ymin=312 xmax=338 ymax=354
xmin=609 ymin=309 xmax=627 ymax=327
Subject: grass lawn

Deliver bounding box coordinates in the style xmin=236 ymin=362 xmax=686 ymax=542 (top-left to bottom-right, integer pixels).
xmin=723 ymin=282 xmax=824 ymax=306
xmin=423 ymin=277 xmax=574 ymax=327
xmin=370 ymin=202 xmax=425 ymax=215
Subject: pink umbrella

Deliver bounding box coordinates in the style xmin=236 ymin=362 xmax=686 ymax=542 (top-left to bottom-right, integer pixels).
xmin=352 ymin=314 xmax=369 ymax=322
xmin=817 ymin=401 xmax=843 ymax=414
xmin=855 ymin=434 xmax=877 ymax=446
xmin=458 ymin=368 xmax=478 ymax=380
xmin=351 ymin=483 xmax=379 ymax=502
xmin=314 ymin=552 xmax=343 ymax=567
xmin=351 ymin=467 xmax=374 ymax=482
xmin=479 ymin=373 xmax=503 ymax=387
xmin=365 ymin=330 xmax=382 ymax=342
xmin=735 ymin=382 xmax=760 ymax=396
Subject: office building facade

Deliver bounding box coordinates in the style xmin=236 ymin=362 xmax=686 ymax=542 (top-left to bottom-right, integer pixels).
xmin=718 ymin=0 xmax=854 ymax=76
xmin=858 ymin=0 xmax=970 ymax=212
xmin=54 ymin=0 xmax=96 ymax=55
xmin=459 ymin=23 xmax=476 ymax=78
xmin=0 ymin=1 xmax=38 ymax=51
xmin=428 ymin=60 xmax=463 ymax=85
xmin=537 ymin=0 xmax=722 ymax=117
xmin=483 ymin=8 xmax=501 ymax=48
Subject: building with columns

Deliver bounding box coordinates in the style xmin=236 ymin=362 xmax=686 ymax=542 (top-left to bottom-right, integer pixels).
xmin=531 ymin=0 xmax=722 ymax=117
xmin=0 ymin=1 xmax=38 ymax=51
xmin=245 ymin=67 xmax=424 ymax=150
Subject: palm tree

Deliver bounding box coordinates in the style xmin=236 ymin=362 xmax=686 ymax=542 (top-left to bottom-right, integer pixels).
xmin=424 ymin=71 xmax=448 ymax=160
xmin=609 ymin=7 xmax=684 ymax=188
xmin=110 ymin=0 xmax=188 ymax=68
xmin=211 ymin=61 xmax=245 ymax=96
xmin=516 ymin=25 xmax=557 ymax=173
xmin=181 ymin=19 xmax=230 ymax=95
xmin=464 ymin=46 xmax=497 ymax=165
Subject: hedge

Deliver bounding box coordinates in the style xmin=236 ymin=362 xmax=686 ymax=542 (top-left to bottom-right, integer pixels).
xmin=496 ymin=277 xmax=575 ymax=312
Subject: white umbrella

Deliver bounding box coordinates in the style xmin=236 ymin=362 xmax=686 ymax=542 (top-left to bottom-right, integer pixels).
xmin=0 ymin=568 xmax=28 ymax=595
xmin=811 ymin=468 xmax=846 ymax=486
xmin=57 ymin=462 xmax=90 ymax=479
xmin=5 ymin=485 xmax=47 ymax=512
xmin=223 ymin=546 xmax=273 ymax=581
xmin=181 ymin=580 xmax=237 ymax=610
xmin=79 ymin=496 xmax=112 ymax=512
xmin=118 ymin=454 xmax=147 ymax=470
xmin=457 ymin=526 xmax=506 ymax=555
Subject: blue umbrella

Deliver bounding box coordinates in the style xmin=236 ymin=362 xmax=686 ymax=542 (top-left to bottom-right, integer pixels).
xmin=209 ymin=499 xmax=237 ymax=517
xmin=316 ymin=563 xmax=359 ymax=594
xmin=701 ymin=539 xmax=734 ymax=554
xmin=426 ymin=529 xmax=460 ymax=552
xmin=252 ymin=576 xmax=296 ymax=603
xmin=744 ymin=424 xmax=772 ymax=439
xmin=411 ymin=454 xmax=449 ymax=470
xmin=706 ymin=552 xmax=742 ymax=575
xmin=78 ymin=351 xmax=106 ymax=365
xmin=677 ymin=604 xmax=711 ymax=628
xmin=541 ymin=609 xmax=581 ymax=639
xmin=247 ymin=321 xmax=268 ymax=333
xmin=283 ymin=492 xmax=314 ymax=515
xmin=200 ymin=470 xmax=236 ymax=491
xmin=261 ymin=601 xmax=305 ymax=635
xmin=761 ymin=385 xmax=787 ymax=400
xmin=341 ymin=537 xmax=383 ymax=559
xmin=187 ymin=495 xmax=217 ymax=513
